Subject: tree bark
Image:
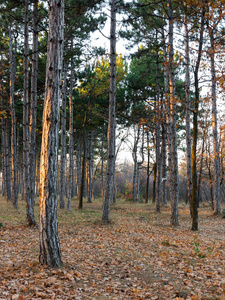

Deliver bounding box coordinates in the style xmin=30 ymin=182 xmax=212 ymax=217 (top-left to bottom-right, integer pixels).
xmin=29 ymin=0 xmax=39 ymax=212
xmin=9 ymin=26 xmax=18 ymax=208
xmin=184 ymin=18 xmax=192 ymax=214
xmin=59 ymin=62 xmax=68 ymax=209
xmin=209 ymin=28 xmax=220 ymax=214
xmin=191 ymin=5 xmax=205 ymax=231
xmin=39 ymin=0 xmax=64 ymax=268
xmin=102 ymin=0 xmax=116 ymax=222
xmin=168 ymin=0 xmax=179 ymax=226
xmin=67 ymin=56 xmax=74 ymax=211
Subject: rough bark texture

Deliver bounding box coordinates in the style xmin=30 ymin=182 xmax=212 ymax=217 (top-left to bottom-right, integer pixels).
xmin=168 ymin=0 xmax=179 ymax=226
xmin=102 ymin=0 xmax=116 ymax=222
xmin=29 ymin=0 xmax=39 ymax=211
xmin=39 ymin=0 xmax=64 ymax=268
xmin=184 ymin=19 xmax=192 ymax=215
xmin=9 ymin=27 xmax=18 ymax=208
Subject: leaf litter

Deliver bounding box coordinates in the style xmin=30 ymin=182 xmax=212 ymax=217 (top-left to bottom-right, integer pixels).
xmin=0 ymin=199 xmax=225 ymax=300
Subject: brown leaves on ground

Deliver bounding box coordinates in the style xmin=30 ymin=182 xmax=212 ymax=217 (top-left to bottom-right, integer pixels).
xmin=0 ymin=198 xmax=225 ymax=300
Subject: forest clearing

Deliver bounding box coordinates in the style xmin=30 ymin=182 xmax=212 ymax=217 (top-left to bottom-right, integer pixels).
xmin=0 ymin=196 xmax=225 ymax=300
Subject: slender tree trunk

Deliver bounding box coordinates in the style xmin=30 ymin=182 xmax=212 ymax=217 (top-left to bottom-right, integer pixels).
xmin=59 ymin=62 xmax=68 ymax=209
xmin=152 ymin=163 xmax=156 ymax=204
xmin=161 ymin=122 xmax=167 ymax=206
xmin=39 ymin=0 xmax=64 ymax=268
xmin=87 ymin=130 xmax=93 ymax=203
xmin=191 ymin=6 xmax=205 ymax=231
xmin=102 ymin=0 xmax=116 ymax=222
xmin=184 ymin=18 xmax=192 ymax=214
xmin=197 ymin=137 xmax=205 ymax=206
xmin=101 ymin=130 xmax=105 ymax=199
xmin=1 ymin=108 xmax=11 ymax=201
xmin=155 ymin=51 xmax=162 ymax=212
xmin=76 ymin=132 xmax=82 ymax=198
xmin=67 ymin=56 xmax=74 ymax=211
xmin=209 ymin=28 xmax=220 ymax=214
xmin=145 ymin=131 xmax=150 ymax=203
xmin=163 ymin=28 xmax=172 ymax=208
xmin=29 ymin=0 xmax=39 ymax=211
xmin=132 ymin=125 xmax=139 ymax=202
xmin=23 ymin=0 xmax=36 ymax=226
xmin=79 ymin=128 xmax=86 ymax=210
xmin=9 ymin=27 xmax=18 ymax=208
xmin=168 ymin=0 xmax=179 ymax=226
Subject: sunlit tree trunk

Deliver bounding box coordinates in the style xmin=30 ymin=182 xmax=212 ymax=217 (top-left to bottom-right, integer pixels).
xmin=39 ymin=0 xmax=64 ymax=268
xmin=184 ymin=18 xmax=192 ymax=214
xmin=9 ymin=26 xmax=18 ymax=208
xmin=168 ymin=0 xmax=179 ymax=226
xmin=29 ymin=0 xmax=39 ymax=212
xmin=102 ymin=0 xmax=116 ymax=222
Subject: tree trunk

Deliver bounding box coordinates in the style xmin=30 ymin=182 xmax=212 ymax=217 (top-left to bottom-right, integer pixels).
xmin=67 ymin=55 xmax=74 ymax=211
xmin=59 ymin=62 xmax=68 ymax=209
xmin=168 ymin=0 xmax=179 ymax=226
xmin=9 ymin=26 xmax=18 ymax=208
xmin=209 ymin=28 xmax=220 ymax=214
xmin=79 ymin=127 xmax=86 ymax=210
xmin=1 ymin=108 xmax=11 ymax=201
xmin=102 ymin=0 xmax=116 ymax=222
xmin=29 ymin=0 xmax=39 ymax=211
xmin=155 ymin=51 xmax=162 ymax=212
xmin=145 ymin=131 xmax=150 ymax=203
xmin=39 ymin=0 xmax=64 ymax=268
xmin=161 ymin=122 xmax=167 ymax=206
xmin=191 ymin=6 xmax=205 ymax=231
xmin=184 ymin=18 xmax=192 ymax=214
xmin=23 ymin=0 xmax=36 ymax=226
xmin=76 ymin=132 xmax=82 ymax=198
xmin=87 ymin=130 xmax=93 ymax=203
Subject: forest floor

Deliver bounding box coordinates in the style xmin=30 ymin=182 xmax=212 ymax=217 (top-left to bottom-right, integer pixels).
xmin=0 ymin=196 xmax=225 ymax=300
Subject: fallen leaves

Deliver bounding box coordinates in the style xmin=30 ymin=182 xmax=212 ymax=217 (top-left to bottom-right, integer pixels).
xmin=0 ymin=200 xmax=225 ymax=299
